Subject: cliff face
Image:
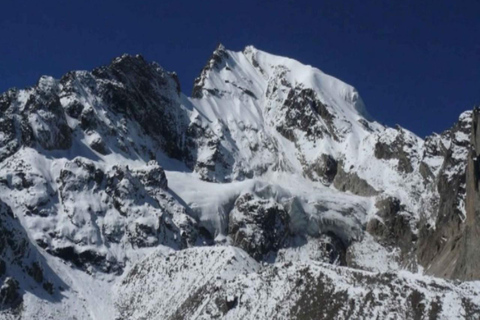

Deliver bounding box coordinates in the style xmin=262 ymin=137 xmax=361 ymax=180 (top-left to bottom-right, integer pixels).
xmin=416 ymin=109 xmax=480 ymax=281
xmin=457 ymin=108 xmax=480 ymax=279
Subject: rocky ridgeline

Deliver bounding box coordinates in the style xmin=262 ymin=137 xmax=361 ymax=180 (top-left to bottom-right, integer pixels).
xmin=115 ymin=246 xmax=480 ymax=320
xmin=0 ymin=46 xmax=479 ymax=318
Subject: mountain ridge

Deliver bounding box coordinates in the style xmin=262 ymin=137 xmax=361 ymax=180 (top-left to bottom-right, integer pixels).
xmin=0 ymin=45 xmax=479 ymax=319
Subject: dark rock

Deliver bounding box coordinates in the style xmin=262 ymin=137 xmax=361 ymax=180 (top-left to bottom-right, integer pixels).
xmin=42 ymin=281 xmax=54 ymax=295
xmin=228 ymin=193 xmax=290 ymax=260
xmin=304 ymin=154 xmax=338 ymax=184
xmin=49 ymin=246 xmax=120 ymax=273
xmin=26 ymin=262 xmax=44 ymax=283
xmin=80 ymin=107 xmax=98 ymax=131
xmin=226 ymin=296 xmax=238 ymax=310
xmin=374 ymin=127 xmax=417 ymax=173
xmin=24 ymin=78 xmax=72 ymax=150
xmin=0 ymin=116 xmax=20 ymax=162
xmin=89 ymin=135 xmax=109 ymax=155
xmin=64 ymin=100 xmax=84 ymax=119
xmin=367 ymin=197 xmax=416 ymax=262
xmin=417 ymin=110 xmax=475 ymax=280
xmin=318 ymin=232 xmax=347 ymax=265
xmin=0 ymin=200 xmax=29 ymax=262
xmin=0 ymin=277 xmax=21 ymax=308
xmin=0 ymin=259 xmax=5 ymax=278
xmin=333 ymin=162 xmax=378 ymax=196
xmin=135 ymin=161 xmax=168 ymax=190
xmin=275 ymin=87 xmax=337 ymax=142
xmin=93 ymin=54 xmax=189 ymax=159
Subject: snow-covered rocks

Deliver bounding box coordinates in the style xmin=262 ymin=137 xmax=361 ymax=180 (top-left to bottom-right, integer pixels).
xmin=114 ymin=246 xmax=260 ymax=320
xmin=228 ymin=193 xmax=290 ymax=260
xmin=115 ymin=245 xmax=480 ymax=320
xmin=0 ymin=199 xmax=58 ymax=311
xmin=52 ymin=158 xmax=199 ymax=272
xmin=0 ymin=44 xmax=479 ymax=318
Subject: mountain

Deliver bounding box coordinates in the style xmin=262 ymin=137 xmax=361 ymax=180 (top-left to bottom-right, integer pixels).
xmin=0 ymin=45 xmax=479 ymax=319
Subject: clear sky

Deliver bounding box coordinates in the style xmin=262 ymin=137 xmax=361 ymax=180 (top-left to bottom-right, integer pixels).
xmin=1 ymin=0 xmax=478 ymax=137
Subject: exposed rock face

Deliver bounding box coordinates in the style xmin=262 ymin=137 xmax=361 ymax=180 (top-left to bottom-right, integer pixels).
xmin=374 ymin=126 xmax=420 ymax=173
xmin=0 ymin=278 xmax=20 ymax=309
xmin=1 ymin=54 xmax=190 ymax=163
xmin=0 ymin=153 xmax=200 ymax=275
xmin=414 ymin=110 xmax=480 ymax=280
xmin=51 ymin=159 xmax=199 ymax=272
xmin=1 ymin=77 xmax=72 ymax=155
xmin=26 ymin=77 xmax=73 ymax=150
xmin=271 ymin=86 xmax=338 ymax=142
xmin=304 ymin=154 xmax=338 ymax=184
xmin=228 ymin=193 xmax=290 ymax=260
xmin=0 ymin=80 xmax=69 ymax=162
xmin=460 ymin=108 xmax=480 ymax=279
xmin=367 ymin=197 xmax=417 ymax=268
xmin=0 ymin=199 xmax=57 ymax=309
xmin=186 ymin=116 xmax=238 ymax=182
xmin=88 ymin=54 xmax=190 ymax=159
xmin=417 ymin=108 xmax=480 ymax=280
xmin=333 ymin=162 xmax=379 ymax=196
xmin=192 ymin=44 xmax=229 ymax=99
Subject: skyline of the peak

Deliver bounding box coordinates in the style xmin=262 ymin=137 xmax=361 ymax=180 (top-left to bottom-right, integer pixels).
xmin=1 ymin=0 xmax=478 ymax=137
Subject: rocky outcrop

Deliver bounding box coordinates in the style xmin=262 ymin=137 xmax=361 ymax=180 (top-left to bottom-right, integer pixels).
xmin=272 ymin=86 xmax=338 ymax=142
xmin=0 ymin=277 xmax=20 ymax=309
xmin=51 ymin=158 xmax=199 ymax=272
xmin=0 ymin=101 xmax=34 ymax=163
xmin=186 ymin=117 xmax=237 ymax=182
xmin=192 ymin=44 xmax=229 ymax=99
xmin=419 ymin=132 xmax=449 ymax=182
xmin=0 ymin=154 xmax=200 ymax=274
xmin=228 ymin=193 xmax=290 ymax=260
xmin=458 ymin=107 xmax=480 ymax=279
xmin=0 ymin=53 xmax=203 ymax=274
xmin=374 ymin=126 xmax=420 ymax=174
xmin=304 ymin=154 xmax=338 ymax=184
xmin=333 ymin=162 xmax=379 ymax=196
xmin=367 ymin=197 xmax=417 ymax=268
xmin=26 ymin=77 xmax=73 ymax=150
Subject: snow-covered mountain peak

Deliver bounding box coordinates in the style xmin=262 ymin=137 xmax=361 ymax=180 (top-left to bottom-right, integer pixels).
xmin=187 ymin=45 xmax=392 ymax=186
xmin=37 ymin=76 xmax=59 ymax=93
xmin=193 ymin=45 xmax=374 ymax=123
xmin=1 ymin=46 xmax=480 ymax=319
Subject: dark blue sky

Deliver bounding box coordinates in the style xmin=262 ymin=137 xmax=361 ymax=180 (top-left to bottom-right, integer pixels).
xmin=1 ymin=0 xmax=479 ymax=137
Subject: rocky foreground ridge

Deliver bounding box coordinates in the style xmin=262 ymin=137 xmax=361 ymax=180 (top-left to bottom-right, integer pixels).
xmin=0 ymin=45 xmax=479 ymax=319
